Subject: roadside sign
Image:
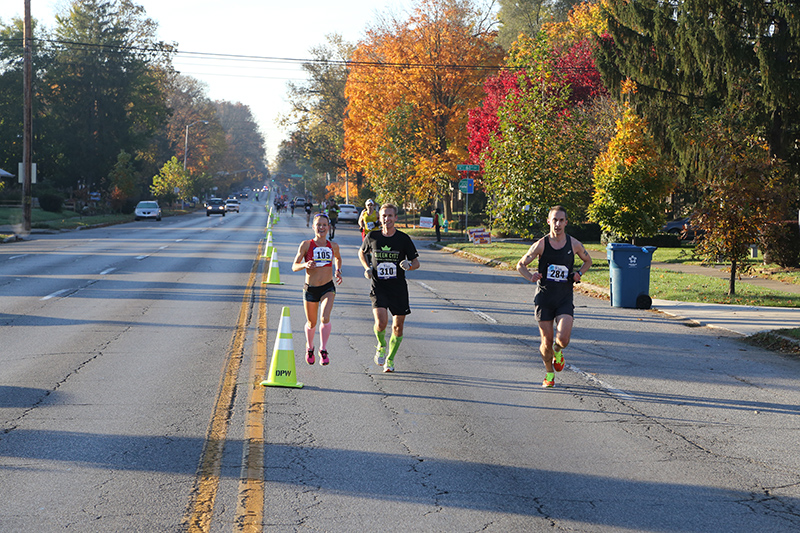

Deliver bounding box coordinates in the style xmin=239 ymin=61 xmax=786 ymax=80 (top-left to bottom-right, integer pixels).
xmin=458 ymin=178 xmax=474 ymax=194
xmin=456 ymin=164 xmax=479 ymax=172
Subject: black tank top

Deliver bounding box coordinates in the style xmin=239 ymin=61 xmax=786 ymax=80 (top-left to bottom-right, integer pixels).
xmin=537 ymin=235 xmax=575 ymax=290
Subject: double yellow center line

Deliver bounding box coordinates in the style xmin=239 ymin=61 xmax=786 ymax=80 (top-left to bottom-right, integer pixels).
xmin=183 ymin=242 xmax=270 ymax=532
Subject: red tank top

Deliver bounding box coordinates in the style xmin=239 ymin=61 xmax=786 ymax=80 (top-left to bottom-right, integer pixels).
xmin=305 ymin=239 xmax=333 ymax=267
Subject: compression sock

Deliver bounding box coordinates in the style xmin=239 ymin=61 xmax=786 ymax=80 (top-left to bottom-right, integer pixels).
xmin=374 ymin=327 xmax=386 ymax=348
xmin=304 ymin=324 xmax=316 ymax=351
xmin=387 ymin=334 xmax=403 ymax=364
xmin=320 ymin=322 xmax=332 ymax=351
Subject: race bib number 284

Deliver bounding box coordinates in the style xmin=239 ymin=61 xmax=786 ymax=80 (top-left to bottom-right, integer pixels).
xmin=546 ymin=264 xmax=569 ymax=282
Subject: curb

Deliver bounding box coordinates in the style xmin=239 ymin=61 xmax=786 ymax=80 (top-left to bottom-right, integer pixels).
xmin=431 ymin=241 xmax=610 ymax=299
xmin=428 ymin=241 xmax=797 ymax=349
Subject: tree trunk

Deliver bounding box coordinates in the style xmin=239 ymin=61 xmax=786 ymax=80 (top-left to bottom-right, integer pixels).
xmin=729 ymin=259 xmax=737 ymax=296
xmin=443 ymin=190 xmax=453 ymax=222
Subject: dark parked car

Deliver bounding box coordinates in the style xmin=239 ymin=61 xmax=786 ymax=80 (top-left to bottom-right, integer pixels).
xmin=662 ymin=217 xmax=690 ymax=234
xmin=662 ymin=217 xmax=703 ymax=240
xmin=206 ymin=198 xmax=226 ymax=216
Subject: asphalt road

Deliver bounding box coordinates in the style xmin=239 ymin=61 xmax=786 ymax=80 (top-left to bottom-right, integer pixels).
xmin=1 ymin=200 xmax=799 ymax=532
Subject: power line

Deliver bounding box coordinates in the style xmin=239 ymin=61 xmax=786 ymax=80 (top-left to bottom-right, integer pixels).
xmin=0 ymin=36 xmax=599 ymax=74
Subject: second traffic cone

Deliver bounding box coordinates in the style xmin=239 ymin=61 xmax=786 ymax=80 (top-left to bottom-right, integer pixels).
xmin=263 ymin=249 xmax=284 ymax=285
xmin=261 ymin=307 xmax=303 ymax=388
xmin=261 ymin=231 xmax=273 ymax=259
xmin=265 ymin=209 xmax=273 ymax=230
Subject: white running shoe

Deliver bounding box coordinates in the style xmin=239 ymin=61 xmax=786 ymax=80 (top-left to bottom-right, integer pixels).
xmin=374 ymin=345 xmax=386 ymax=366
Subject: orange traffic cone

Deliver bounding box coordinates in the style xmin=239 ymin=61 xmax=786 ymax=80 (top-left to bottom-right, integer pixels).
xmin=261 ymin=307 xmax=303 ymax=388
xmin=262 ymin=249 xmax=284 ymax=285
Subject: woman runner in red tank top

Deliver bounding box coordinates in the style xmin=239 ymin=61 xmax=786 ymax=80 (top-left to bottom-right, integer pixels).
xmin=292 ymin=213 xmax=342 ymax=365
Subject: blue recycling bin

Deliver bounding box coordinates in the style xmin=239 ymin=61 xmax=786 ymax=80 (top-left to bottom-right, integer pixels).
xmin=606 ymin=243 xmax=658 ymax=309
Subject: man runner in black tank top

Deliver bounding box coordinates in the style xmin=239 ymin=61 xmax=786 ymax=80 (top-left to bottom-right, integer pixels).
xmin=516 ymin=206 xmax=592 ymax=388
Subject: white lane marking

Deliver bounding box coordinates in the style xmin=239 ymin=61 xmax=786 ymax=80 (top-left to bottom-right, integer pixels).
xmin=136 ymin=255 xmax=149 ymax=260
xmin=466 ymin=308 xmax=497 ymax=324
xmin=413 ymin=280 xmax=498 ymax=323
xmin=159 ymin=245 xmax=168 ymax=250
xmin=570 ymin=364 xmax=634 ymax=400
xmin=42 ymin=289 xmax=70 ymax=301
xmin=100 ymin=268 xmax=116 ymax=275
xmin=9 ymin=255 xmax=28 ymax=260
xmin=175 ymin=238 xmax=185 ymax=242
xmin=415 ymin=281 xmax=436 ymax=293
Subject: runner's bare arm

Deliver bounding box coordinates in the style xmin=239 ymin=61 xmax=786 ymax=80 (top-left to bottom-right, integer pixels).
xmin=572 ymin=239 xmax=592 ymax=282
xmin=292 ymin=241 xmax=313 ymax=272
xmin=516 ymin=240 xmax=544 ymax=283
xmin=332 ymin=242 xmax=343 ymax=283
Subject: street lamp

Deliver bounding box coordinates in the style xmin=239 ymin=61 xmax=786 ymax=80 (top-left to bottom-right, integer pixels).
xmin=183 ymin=120 xmax=209 ymax=171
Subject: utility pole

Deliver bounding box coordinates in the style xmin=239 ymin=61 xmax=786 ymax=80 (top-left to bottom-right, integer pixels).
xmin=22 ymin=0 xmax=33 ymax=234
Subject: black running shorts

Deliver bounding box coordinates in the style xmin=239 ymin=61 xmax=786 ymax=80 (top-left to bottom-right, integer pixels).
xmin=533 ymin=286 xmax=574 ymax=322
xmin=304 ymin=280 xmax=336 ymax=303
xmin=370 ymin=283 xmax=411 ymax=316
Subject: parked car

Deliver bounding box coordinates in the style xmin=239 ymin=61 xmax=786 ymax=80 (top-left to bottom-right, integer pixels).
xmin=206 ymin=198 xmax=226 ymax=216
xmin=662 ymin=216 xmax=704 ymax=240
xmin=134 ymin=200 xmax=161 ymax=221
xmin=662 ymin=217 xmax=690 ymax=234
xmin=225 ymin=198 xmax=240 ymax=213
xmin=337 ymin=203 xmax=359 ymax=222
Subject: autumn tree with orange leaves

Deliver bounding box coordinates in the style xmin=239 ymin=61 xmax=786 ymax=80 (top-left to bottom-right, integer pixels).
xmin=343 ymin=0 xmax=503 ymax=218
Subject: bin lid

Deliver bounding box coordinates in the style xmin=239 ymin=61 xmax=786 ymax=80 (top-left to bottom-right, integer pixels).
xmin=606 ymin=243 xmax=657 ymax=253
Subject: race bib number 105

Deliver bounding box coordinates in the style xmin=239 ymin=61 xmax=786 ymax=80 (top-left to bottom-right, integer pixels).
xmin=313 ymin=246 xmax=333 ymax=267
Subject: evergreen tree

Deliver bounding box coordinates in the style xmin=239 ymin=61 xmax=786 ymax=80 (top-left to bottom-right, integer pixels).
xmin=595 ymin=0 xmax=800 ymax=213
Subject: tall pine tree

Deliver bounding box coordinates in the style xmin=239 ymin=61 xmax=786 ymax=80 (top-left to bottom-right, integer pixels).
xmin=595 ymin=0 xmax=799 ymax=212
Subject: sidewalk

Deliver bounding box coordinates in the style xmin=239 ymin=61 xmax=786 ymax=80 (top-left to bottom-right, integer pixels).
xmin=437 ymin=243 xmax=799 ymax=340
xmin=582 ymin=249 xmax=799 ymax=336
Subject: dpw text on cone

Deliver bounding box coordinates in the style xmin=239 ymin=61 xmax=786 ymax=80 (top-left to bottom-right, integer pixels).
xmin=261 ymin=307 xmax=303 ymax=388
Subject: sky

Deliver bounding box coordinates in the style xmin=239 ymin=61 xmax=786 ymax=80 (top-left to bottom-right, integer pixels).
xmin=0 ymin=0 xmax=408 ymax=165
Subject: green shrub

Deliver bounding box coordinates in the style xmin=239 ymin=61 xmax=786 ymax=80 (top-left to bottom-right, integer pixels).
xmin=121 ymin=198 xmax=137 ymax=215
xmin=761 ymin=221 xmax=800 ymax=267
xmin=632 ymin=233 xmax=682 ymax=248
xmin=566 ymin=222 xmax=601 ymax=243
xmin=38 ymin=193 xmax=64 ymax=213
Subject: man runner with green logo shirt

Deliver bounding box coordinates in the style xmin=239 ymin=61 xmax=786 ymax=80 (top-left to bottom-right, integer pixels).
xmin=358 ymin=203 xmax=420 ymax=372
